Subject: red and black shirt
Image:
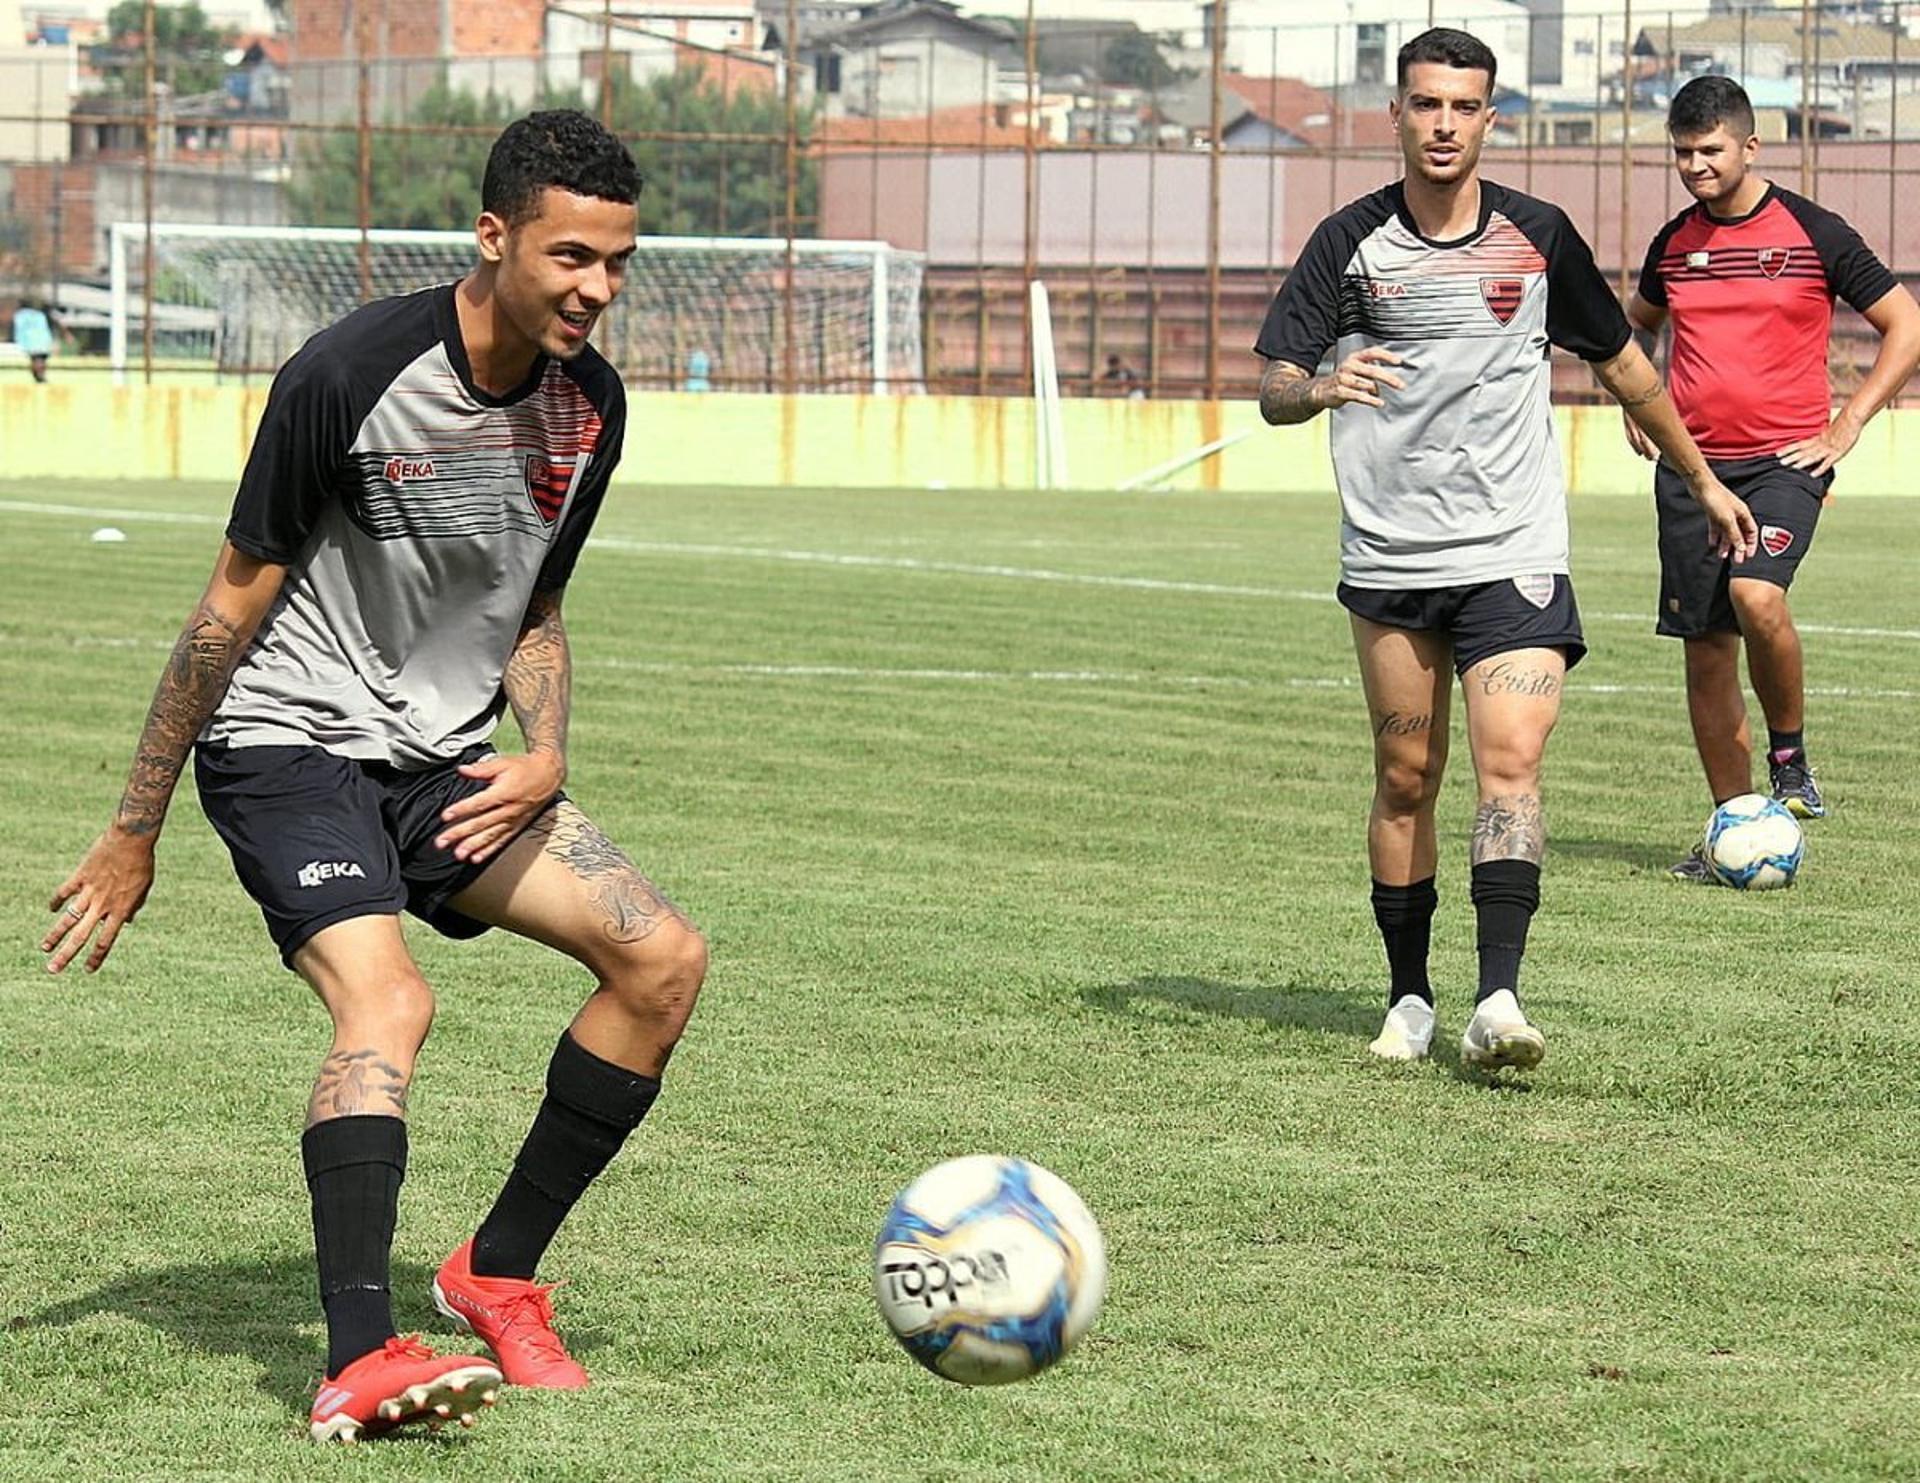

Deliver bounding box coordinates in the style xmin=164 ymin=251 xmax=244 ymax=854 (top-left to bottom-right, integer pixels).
xmin=1638 ymin=184 xmax=1896 ymax=460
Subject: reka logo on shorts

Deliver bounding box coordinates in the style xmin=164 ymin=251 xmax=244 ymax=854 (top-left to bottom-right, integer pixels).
xmin=297 ymin=860 xmax=367 ymax=888
xmin=524 ymin=455 xmax=574 ymax=525
xmin=383 ymin=456 xmax=436 ymax=483
xmin=1758 ymin=247 xmax=1791 ymax=279
xmin=1480 ymin=278 xmax=1524 ymax=326
xmin=1512 ymin=574 xmax=1555 ymax=609
xmin=1760 ymin=524 xmax=1795 ymax=557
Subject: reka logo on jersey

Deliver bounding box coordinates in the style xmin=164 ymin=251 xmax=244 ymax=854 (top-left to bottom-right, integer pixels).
xmin=1758 ymin=247 xmax=1791 ymax=279
xmin=1480 ymin=278 xmax=1524 ymax=326
xmin=384 ymin=456 xmax=436 ymax=482
xmin=524 ymin=455 xmax=573 ymax=525
xmin=1760 ymin=524 xmax=1795 ymax=557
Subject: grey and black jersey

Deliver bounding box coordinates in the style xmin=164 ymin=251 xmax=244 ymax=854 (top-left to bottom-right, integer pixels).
xmin=207 ymin=284 xmax=625 ymax=767
xmin=1256 ymin=181 xmax=1631 ymax=589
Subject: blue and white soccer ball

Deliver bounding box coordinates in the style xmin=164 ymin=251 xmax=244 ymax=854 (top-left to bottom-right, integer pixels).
xmin=873 ymin=1155 xmax=1106 ymax=1386
xmin=1705 ymin=792 xmax=1805 ymax=890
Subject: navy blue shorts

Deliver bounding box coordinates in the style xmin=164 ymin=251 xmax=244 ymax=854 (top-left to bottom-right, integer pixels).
xmin=1337 ymin=574 xmax=1586 ymax=676
xmin=194 ymin=742 xmax=562 ymax=967
xmin=1656 ymin=456 xmax=1827 ymax=638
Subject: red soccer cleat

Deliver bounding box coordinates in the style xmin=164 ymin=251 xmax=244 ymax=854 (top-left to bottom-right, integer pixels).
xmin=308 ymin=1335 xmax=502 ymax=1443
xmin=432 ymin=1240 xmax=591 ymax=1389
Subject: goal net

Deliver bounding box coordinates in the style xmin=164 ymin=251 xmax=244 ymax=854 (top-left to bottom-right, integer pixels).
xmin=110 ymin=224 xmax=925 ymax=392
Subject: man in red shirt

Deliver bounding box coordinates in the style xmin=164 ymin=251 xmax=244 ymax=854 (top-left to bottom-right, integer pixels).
xmin=1627 ymin=76 xmax=1920 ymax=877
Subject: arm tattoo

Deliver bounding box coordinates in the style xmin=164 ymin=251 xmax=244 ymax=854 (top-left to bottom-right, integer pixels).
xmin=1617 ymin=380 xmax=1665 ymax=408
xmin=116 ymin=601 xmax=249 ymax=836
xmin=307 ymin=1047 xmax=411 ymax=1126
xmin=1471 ymin=793 xmax=1546 ymax=865
xmin=504 ymin=590 xmax=572 ymax=763
xmin=1258 ymin=362 xmax=1324 ymax=425
xmin=525 ymin=803 xmax=692 ymax=945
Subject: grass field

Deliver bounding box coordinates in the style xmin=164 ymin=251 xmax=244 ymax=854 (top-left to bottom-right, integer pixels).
xmin=3 ymin=477 xmax=1918 ymax=1482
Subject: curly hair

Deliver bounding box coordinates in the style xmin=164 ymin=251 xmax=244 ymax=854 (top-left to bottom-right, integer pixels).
xmin=482 ymin=109 xmax=643 ymax=225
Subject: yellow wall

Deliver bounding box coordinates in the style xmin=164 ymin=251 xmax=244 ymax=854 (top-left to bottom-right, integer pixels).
xmin=2 ymin=382 xmax=1914 ymax=495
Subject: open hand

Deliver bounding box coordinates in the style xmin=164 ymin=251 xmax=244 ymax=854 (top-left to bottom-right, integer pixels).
xmin=435 ymin=751 xmax=566 ymax=865
xmin=43 ymin=827 xmax=156 ymax=974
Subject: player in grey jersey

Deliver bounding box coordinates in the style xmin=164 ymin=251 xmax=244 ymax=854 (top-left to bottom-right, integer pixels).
xmin=1256 ymin=29 xmax=1755 ymax=1072
xmin=40 ymin=112 xmax=707 ymax=1441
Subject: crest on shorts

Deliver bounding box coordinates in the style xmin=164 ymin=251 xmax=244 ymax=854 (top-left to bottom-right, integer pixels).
xmin=1512 ymin=573 xmax=1555 ymax=609
xmin=1758 ymin=247 xmax=1790 ymax=279
xmin=1760 ymin=524 xmax=1795 ymax=557
xmin=524 ymin=455 xmax=572 ymax=525
xmin=1481 ymin=277 xmax=1525 ymax=326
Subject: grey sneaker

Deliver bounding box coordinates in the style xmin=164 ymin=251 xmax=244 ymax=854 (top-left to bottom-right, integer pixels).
xmin=1769 ymin=754 xmax=1826 ymax=819
xmin=1460 ymin=989 xmax=1545 ymax=1072
xmin=1669 ymin=842 xmax=1725 ymax=885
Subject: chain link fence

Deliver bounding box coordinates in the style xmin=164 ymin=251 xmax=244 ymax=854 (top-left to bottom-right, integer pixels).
xmin=2 ymin=1 xmax=1914 ymax=398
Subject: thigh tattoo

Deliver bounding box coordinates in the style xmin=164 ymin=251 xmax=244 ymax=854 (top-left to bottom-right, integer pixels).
xmin=530 ymin=804 xmax=692 ymax=944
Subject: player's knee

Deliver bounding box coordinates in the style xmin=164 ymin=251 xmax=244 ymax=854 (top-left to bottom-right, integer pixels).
xmin=1475 ymin=741 xmax=1545 ymax=794
xmin=1730 ymin=580 xmax=1790 ymax=632
xmin=604 ymin=918 xmax=707 ymax=1039
xmin=1376 ymin=757 xmax=1443 ymax=814
xmin=333 ymin=970 xmax=436 ymax=1046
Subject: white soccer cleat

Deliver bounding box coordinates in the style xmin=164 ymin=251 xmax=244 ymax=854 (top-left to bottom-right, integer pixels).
xmin=1460 ymin=989 xmax=1545 ymax=1072
xmin=1368 ymin=995 xmax=1436 ymax=1061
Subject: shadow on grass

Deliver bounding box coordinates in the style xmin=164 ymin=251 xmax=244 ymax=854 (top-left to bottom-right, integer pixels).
xmin=11 ymin=1251 xmax=609 ymax=1425
xmin=1081 ymin=974 xmax=1380 ymax=1041
xmin=1551 ymin=834 xmax=1678 ymax=873
xmin=1081 ymin=975 xmax=1539 ymax=1091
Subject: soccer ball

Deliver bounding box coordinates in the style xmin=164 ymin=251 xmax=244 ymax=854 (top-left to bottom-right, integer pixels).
xmin=1704 ymin=792 xmax=1804 ymax=890
xmin=873 ymin=1155 xmax=1106 ymax=1386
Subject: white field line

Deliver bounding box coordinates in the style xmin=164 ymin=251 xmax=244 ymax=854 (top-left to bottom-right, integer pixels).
xmin=55 ymin=638 xmax=1920 ymax=702
xmin=11 ymin=498 xmax=1920 ymax=642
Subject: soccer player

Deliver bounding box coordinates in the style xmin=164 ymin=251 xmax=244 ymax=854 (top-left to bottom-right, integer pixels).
xmin=1625 ymin=76 xmax=1920 ymax=873
xmin=39 ymin=111 xmax=708 ymax=1442
xmin=1255 ymin=29 xmax=1754 ymax=1070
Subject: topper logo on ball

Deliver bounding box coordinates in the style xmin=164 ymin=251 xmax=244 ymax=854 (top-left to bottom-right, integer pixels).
xmin=879 ymin=1249 xmax=1010 ymax=1309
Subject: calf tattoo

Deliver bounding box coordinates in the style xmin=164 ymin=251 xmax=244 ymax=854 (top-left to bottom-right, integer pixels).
xmin=308 ymin=1047 xmax=410 ymax=1125
xmin=529 ymin=804 xmax=691 ymax=944
xmin=1472 ymin=793 xmax=1546 ymax=864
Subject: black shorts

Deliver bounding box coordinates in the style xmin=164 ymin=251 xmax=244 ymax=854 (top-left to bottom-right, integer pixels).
xmin=1656 ymin=456 xmax=1827 ymax=638
xmin=194 ymin=742 xmax=562 ymax=967
xmin=1337 ymin=574 xmax=1586 ymax=676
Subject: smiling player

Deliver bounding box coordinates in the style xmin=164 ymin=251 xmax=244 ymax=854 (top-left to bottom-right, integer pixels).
xmin=40 ymin=111 xmax=709 ymax=1441
xmin=1626 ymin=76 xmax=1920 ymax=870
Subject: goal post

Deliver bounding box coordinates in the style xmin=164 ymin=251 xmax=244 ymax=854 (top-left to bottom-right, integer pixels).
xmin=109 ymin=222 xmax=924 ymax=394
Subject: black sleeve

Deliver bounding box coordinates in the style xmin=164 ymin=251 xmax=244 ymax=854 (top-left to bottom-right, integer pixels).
xmin=1636 ymin=214 xmax=1686 ymax=309
xmin=1777 ymin=190 xmax=1900 ymax=313
xmin=1254 ymin=213 xmax=1361 ymax=373
xmin=536 ymin=385 xmax=624 ymax=594
xmin=1499 ymin=190 xmax=1632 ymax=362
xmin=226 ymin=348 xmax=358 ymax=564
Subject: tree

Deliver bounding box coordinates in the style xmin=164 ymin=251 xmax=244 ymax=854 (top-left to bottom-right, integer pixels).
xmin=95 ymin=0 xmax=235 ymax=98
xmin=285 ymin=70 xmax=817 ymax=238
xmin=1102 ymin=32 xmax=1183 ymax=90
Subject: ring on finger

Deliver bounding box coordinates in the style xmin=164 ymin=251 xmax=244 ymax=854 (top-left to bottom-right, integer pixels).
xmin=65 ymin=903 xmax=84 ymax=919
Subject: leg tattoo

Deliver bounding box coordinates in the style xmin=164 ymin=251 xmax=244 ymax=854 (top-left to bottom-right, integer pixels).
xmin=1471 ymin=793 xmax=1546 ymax=865
xmin=308 ymin=1048 xmax=411 ymax=1126
xmin=528 ymin=805 xmax=692 ymax=944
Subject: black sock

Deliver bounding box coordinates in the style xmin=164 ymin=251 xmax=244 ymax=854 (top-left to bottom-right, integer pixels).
xmin=1471 ymin=859 xmax=1541 ymax=1005
xmin=1767 ymin=728 xmax=1805 ymax=764
xmin=470 ymin=1032 xmax=661 ymax=1280
xmin=303 ymin=1114 xmax=406 ymax=1379
xmin=1371 ymin=877 xmax=1437 ymax=1007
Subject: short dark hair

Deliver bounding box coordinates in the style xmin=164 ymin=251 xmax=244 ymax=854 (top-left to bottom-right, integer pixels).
xmin=482 ymin=109 xmax=643 ymax=226
xmin=1668 ymin=75 xmax=1756 ymax=141
xmin=1397 ymin=27 xmax=1497 ymax=95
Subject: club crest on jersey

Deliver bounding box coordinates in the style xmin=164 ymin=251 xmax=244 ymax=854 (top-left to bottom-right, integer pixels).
xmin=1760 ymin=524 xmax=1795 ymax=557
xmin=524 ymin=455 xmax=573 ymax=525
xmin=1481 ymin=277 xmax=1524 ymax=326
xmin=1512 ymin=574 xmax=1555 ymax=609
xmin=1758 ymin=247 xmax=1790 ymax=279
xmin=383 ymin=456 xmax=435 ymax=483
